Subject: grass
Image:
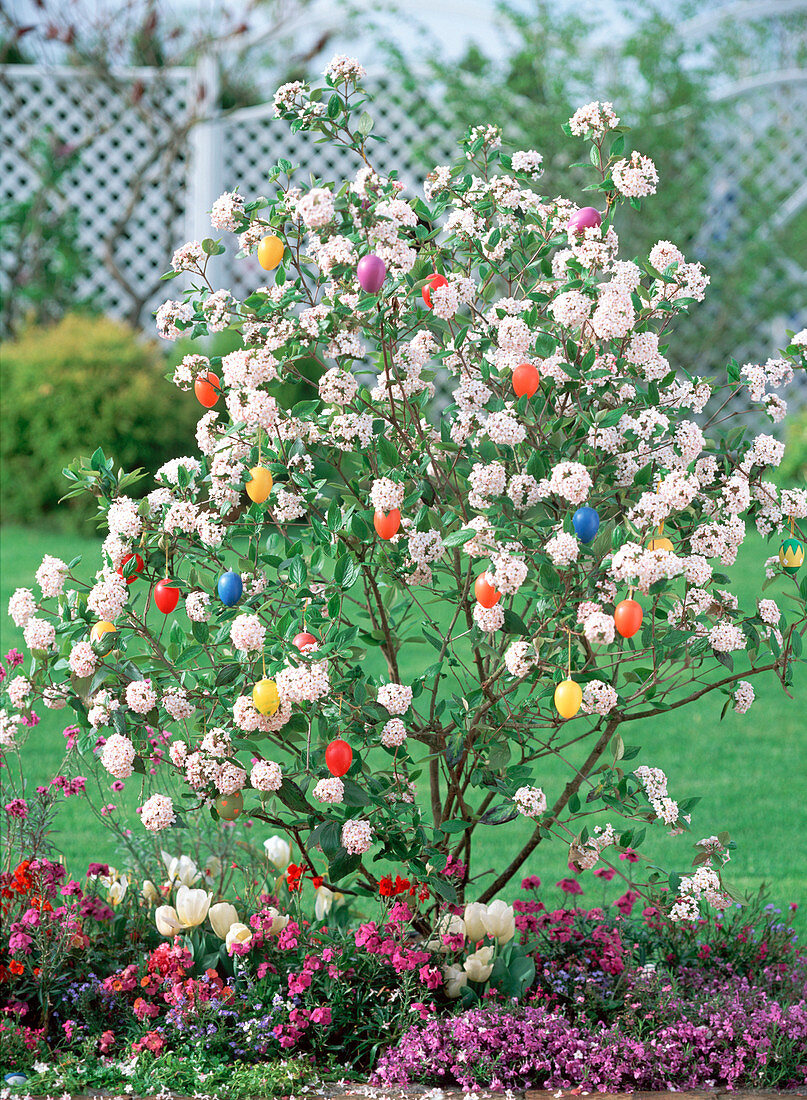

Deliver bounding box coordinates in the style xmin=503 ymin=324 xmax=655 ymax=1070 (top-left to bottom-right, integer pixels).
xmin=1 ymin=522 xmax=805 ymax=935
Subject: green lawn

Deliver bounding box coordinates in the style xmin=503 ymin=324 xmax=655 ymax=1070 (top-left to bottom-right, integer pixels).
xmin=1 ymin=522 xmax=805 ymax=933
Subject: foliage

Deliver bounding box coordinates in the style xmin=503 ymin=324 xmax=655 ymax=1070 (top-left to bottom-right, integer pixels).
xmin=399 ymin=0 xmax=807 ymax=376
xmin=779 ymin=409 xmax=807 ymax=486
xmin=0 ymin=137 xmax=90 ymax=338
xmin=0 ymin=314 xmax=200 ymax=529
xmin=2 ymin=61 xmax=806 ymax=945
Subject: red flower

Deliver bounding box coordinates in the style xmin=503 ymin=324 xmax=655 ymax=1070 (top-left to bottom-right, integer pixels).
xmin=286 ymin=864 xmax=303 ymax=892
xmin=379 ymin=875 xmax=394 ymax=897
xmin=311 ymin=875 xmax=324 ymax=889
xmin=9 ymin=960 xmax=24 ymax=976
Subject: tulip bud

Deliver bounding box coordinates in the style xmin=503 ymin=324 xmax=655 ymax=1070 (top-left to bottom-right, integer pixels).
xmin=155 ymin=904 xmax=182 ymax=937
xmin=463 ymin=901 xmax=488 ymax=943
xmin=481 ymin=899 xmax=515 ymax=945
xmin=225 ymin=922 xmax=253 ymax=954
xmin=142 ymin=879 xmax=160 ymax=904
xmin=463 ymin=945 xmax=495 ymax=983
xmin=203 ymin=855 xmax=222 ymax=882
xmin=442 ymin=963 xmax=469 ymax=999
xmin=175 ymin=884 xmax=211 ymax=928
xmin=264 ymin=835 xmax=291 ymax=871
xmin=208 ymin=901 xmax=239 ymax=940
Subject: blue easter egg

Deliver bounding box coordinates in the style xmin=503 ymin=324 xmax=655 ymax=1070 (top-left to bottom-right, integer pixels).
xmin=4 ymin=1075 xmax=28 ymax=1087
xmin=572 ymin=506 xmax=600 ymax=544
xmin=217 ymin=570 xmax=243 ymax=607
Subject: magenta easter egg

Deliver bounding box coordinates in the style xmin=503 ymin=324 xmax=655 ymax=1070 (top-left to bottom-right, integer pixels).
xmin=568 ymin=207 xmax=602 ymax=235
xmin=357 ymin=254 xmax=387 ymax=294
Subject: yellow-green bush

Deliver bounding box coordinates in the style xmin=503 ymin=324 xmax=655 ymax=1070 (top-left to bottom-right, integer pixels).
xmin=1 ymin=313 xmax=200 ymax=529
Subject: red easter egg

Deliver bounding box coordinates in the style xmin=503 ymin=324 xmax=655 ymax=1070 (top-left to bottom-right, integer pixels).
xmin=614 ymin=598 xmax=643 ymax=639
xmin=117 ymin=553 xmax=144 ymax=585
xmin=374 ymin=509 xmax=401 ymax=540
xmin=422 ymin=273 xmax=447 ymax=309
xmin=292 ymin=631 xmax=317 ymax=652
xmin=512 ymin=362 xmax=540 ymax=398
xmin=194 ymin=372 xmax=221 ymax=408
xmin=474 ymin=574 xmax=501 ymax=608
xmin=154 ymin=579 xmax=180 ymax=614
xmin=325 ymin=738 xmax=353 ymax=777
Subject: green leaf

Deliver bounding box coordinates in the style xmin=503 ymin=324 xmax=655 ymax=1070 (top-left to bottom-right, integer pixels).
xmin=502 ymin=609 xmax=529 ymax=635
xmin=357 ymin=111 xmax=374 ymax=137
xmin=333 ymin=554 xmax=360 ymax=590
xmin=277 ymin=778 xmax=311 ymax=814
xmin=480 ymin=803 xmax=518 ymax=825
xmin=215 ymin=664 xmax=241 ymax=687
xmin=439 ymin=819 xmax=471 ymax=834
xmin=443 ymin=528 xmax=475 ymax=548
xmin=327 ymin=93 xmax=341 ymax=119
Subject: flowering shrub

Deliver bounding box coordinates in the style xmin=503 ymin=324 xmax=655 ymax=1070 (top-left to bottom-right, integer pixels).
xmin=3 ymin=56 xmax=807 ymax=928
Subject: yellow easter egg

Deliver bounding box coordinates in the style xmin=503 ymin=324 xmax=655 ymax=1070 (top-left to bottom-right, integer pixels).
xmin=647 ymin=536 xmax=674 ymax=553
xmin=253 ymin=678 xmax=280 ymax=716
xmin=554 ymin=679 xmax=583 ymax=720
xmin=257 ymin=235 xmax=284 ymax=271
xmin=91 ymin=621 xmax=117 ymax=643
xmin=246 ymin=466 xmax=273 ymax=504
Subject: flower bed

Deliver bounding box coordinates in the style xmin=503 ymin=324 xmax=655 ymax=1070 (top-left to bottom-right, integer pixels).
xmin=1 ymin=852 xmax=804 ymax=1094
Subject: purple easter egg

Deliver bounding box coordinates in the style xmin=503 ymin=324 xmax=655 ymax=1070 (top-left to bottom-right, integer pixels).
xmin=568 ymin=207 xmax=602 ymax=235
xmin=357 ymin=253 xmax=387 ymax=294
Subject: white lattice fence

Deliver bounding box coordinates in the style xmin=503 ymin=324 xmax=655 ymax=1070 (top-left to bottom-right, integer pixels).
xmin=0 ymin=64 xmax=194 ymax=328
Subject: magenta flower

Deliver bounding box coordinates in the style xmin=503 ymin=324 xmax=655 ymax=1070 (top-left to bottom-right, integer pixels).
xmin=556 ymin=877 xmax=583 ymax=896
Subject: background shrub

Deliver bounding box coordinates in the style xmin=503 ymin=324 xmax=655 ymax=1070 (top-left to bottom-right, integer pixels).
xmin=0 ymin=313 xmax=201 ymax=529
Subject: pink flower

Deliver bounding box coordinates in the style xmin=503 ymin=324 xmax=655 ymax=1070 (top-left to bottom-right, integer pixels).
xmin=556 ymin=878 xmax=583 ymax=896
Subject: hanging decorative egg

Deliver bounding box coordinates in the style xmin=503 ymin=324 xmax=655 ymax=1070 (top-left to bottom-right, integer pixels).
xmin=567 ymin=207 xmax=602 ymax=235
xmin=117 ymin=552 xmax=144 ymax=585
xmin=474 ymin=574 xmax=501 ymax=608
xmin=257 ymin=235 xmax=284 ymax=271
xmin=246 ymin=466 xmax=273 ymax=503
xmin=512 ymin=361 xmax=540 ymax=398
xmin=554 ymin=679 xmax=583 ymax=719
xmin=572 ymin=506 xmax=600 ymax=544
xmin=647 ymin=536 xmax=674 ymax=553
xmin=217 ymin=570 xmax=243 ymax=607
xmin=779 ymin=537 xmax=805 ymax=574
xmin=422 ymin=272 xmax=447 ymax=309
xmin=90 ymin=621 xmax=117 ymax=644
xmin=215 ymin=791 xmax=244 ymax=821
xmin=325 ymin=738 xmax=353 ymax=777
xmin=194 ymin=371 xmax=221 ymax=408
xmin=374 ymin=509 xmax=401 ymax=539
xmin=253 ymin=678 xmax=280 ymax=715
xmin=614 ymin=598 xmax=643 ymax=639
xmin=357 ymin=253 xmax=387 ymax=294
xmin=292 ymin=631 xmax=317 ymax=652
xmin=154 ymin=579 xmax=180 ymax=614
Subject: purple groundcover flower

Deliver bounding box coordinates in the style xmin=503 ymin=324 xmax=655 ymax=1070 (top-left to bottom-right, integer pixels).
xmin=373 ymin=962 xmax=807 ymax=1092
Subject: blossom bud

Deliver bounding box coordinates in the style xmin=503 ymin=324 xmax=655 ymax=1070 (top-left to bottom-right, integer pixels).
xmin=225 ymin=922 xmax=253 ymax=954
xmin=463 ymin=945 xmax=495 ymax=983
xmin=264 ymin=835 xmax=291 ymax=871
xmin=481 ymin=899 xmax=515 ymax=945
xmin=175 ymin=884 xmax=211 ymax=928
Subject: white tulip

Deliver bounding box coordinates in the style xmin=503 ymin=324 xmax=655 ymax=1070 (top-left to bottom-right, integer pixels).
xmin=263 ymin=905 xmax=290 ymax=934
xmin=426 ymin=912 xmax=466 ymax=953
xmin=463 ymin=901 xmax=488 ymax=943
xmin=162 ymin=852 xmax=200 ymax=887
xmin=225 ymin=922 xmax=253 ymax=954
xmin=263 ymin=835 xmax=291 ymax=871
xmin=314 ymin=887 xmax=345 ymax=921
xmin=141 ymin=879 xmax=160 ymax=904
xmin=155 ymin=904 xmax=182 ymax=937
xmin=442 ymin=963 xmax=469 ymax=999
xmin=107 ymin=880 xmax=127 ymax=906
xmin=175 ymin=884 xmax=211 ymax=928
xmin=482 ymin=899 xmax=515 ymax=945
xmin=463 ymin=945 xmax=495 ymax=983
xmin=208 ymin=901 xmax=239 ymax=940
